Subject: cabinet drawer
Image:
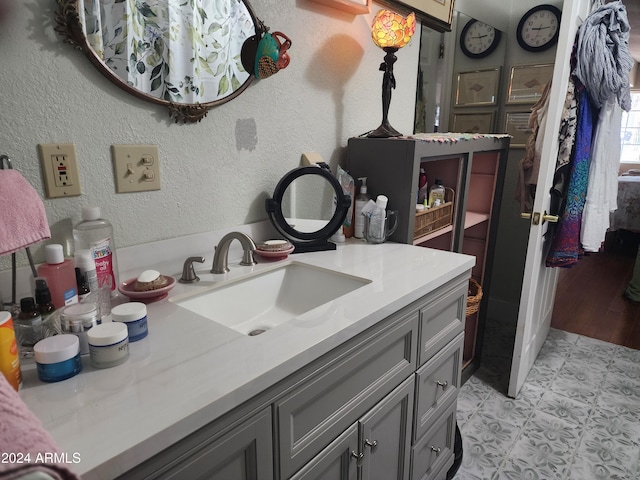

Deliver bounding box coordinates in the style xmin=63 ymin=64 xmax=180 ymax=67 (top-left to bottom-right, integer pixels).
xmin=124 ymin=407 xmax=273 ymax=480
xmin=410 ymin=399 xmax=456 ymax=480
xmin=276 ymin=311 xmax=418 ymax=479
xmin=414 ymin=334 xmax=463 ymax=442
xmin=418 ymin=279 xmax=466 ymax=367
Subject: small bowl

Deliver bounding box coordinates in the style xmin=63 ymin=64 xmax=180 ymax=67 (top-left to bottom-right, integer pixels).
xmin=256 ymin=239 xmax=293 ymax=252
xmin=119 ymin=275 xmax=176 ymax=302
xmin=255 ymin=244 xmax=295 ymax=260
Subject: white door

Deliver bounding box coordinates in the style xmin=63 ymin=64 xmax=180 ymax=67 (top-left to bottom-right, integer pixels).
xmin=508 ymin=0 xmax=593 ymax=398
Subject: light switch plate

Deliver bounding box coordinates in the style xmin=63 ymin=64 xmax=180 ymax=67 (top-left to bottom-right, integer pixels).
xmin=112 ymin=144 xmax=161 ymax=193
xmin=38 ymin=143 xmax=82 ymax=198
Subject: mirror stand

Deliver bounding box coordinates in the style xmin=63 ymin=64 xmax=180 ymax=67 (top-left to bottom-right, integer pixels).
xmin=265 ymin=166 xmax=351 ymax=253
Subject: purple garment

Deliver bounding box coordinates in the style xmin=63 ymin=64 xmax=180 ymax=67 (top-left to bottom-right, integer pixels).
xmin=546 ymin=87 xmax=596 ymax=267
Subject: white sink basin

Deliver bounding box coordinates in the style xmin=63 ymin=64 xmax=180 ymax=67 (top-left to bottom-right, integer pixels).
xmin=173 ymin=262 xmax=370 ymax=335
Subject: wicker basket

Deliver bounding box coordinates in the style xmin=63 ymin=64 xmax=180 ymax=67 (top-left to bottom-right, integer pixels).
xmin=414 ymin=187 xmax=455 ymax=240
xmin=466 ymin=278 xmax=483 ymax=317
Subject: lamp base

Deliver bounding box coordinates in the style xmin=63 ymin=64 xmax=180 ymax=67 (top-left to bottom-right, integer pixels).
xmin=367 ymin=121 xmax=403 ymax=138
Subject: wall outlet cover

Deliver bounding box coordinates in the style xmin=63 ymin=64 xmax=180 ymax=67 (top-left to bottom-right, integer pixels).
xmin=38 ymin=143 xmax=82 ymax=198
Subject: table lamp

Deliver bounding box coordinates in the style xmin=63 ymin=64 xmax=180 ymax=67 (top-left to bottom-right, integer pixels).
xmin=368 ymin=9 xmax=416 ymax=138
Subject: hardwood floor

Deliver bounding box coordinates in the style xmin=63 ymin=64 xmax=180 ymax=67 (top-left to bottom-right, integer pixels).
xmin=550 ymin=231 xmax=640 ymax=350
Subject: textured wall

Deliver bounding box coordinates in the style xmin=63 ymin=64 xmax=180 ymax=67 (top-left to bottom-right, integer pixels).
xmin=0 ymin=0 xmax=419 ymax=270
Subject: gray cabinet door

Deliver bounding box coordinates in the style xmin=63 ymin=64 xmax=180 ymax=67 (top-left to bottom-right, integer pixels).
xmin=276 ymin=311 xmax=418 ymax=478
xmin=289 ymin=424 xmax=359 ymax=480
xmin=158 ymin=407 xmax=273 ymax=480
xmin=359 ymin=376 xmax=415 ymax=480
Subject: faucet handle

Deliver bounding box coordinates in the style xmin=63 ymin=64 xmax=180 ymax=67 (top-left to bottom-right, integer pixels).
xmin=240 ymin=249 xmax=257 ymax=267
xmin=179 ymin=256 xmax=205 ymax=283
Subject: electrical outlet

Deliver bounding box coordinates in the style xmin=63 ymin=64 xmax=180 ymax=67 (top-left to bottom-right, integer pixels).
xmin=112 ymin=144 xmax=161 ymax=193
xmin=38 ymin=143 xmax=82 ymax=198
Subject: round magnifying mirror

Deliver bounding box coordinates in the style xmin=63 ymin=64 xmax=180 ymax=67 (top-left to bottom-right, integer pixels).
xmin=266 ymin=166 xmax=351 ymax=252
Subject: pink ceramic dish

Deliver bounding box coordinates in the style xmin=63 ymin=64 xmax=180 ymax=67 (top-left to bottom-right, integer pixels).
xmin=119 ymin=275 xmax=176 ymax=302
xmin=254 ymin=245 xmax=295 ymax=260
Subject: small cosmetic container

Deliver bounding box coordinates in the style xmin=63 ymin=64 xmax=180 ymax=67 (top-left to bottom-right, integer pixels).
xmin=60 ymin=302 xmax=100 ymax=355
xmin=111 ymin=302 xmax=148 ymax=342
xmin=34 ymin=335 xmax=82 ymax=383
xmin=87 ymin=322 xmax=129 ymax=369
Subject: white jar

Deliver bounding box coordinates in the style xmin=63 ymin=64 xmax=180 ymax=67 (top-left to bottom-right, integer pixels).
xmin=60 ymin=302 xmax=100 ymax=355
xmin=111 ymin=302 xmax=148 ymax=342
xmin=34 ymin=335 xmax=82 ymax=383
xmin=87 ymin=322 xmax=129 ymax=369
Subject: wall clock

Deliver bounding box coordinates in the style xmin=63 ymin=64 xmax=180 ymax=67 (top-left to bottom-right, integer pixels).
xmin=517 ymin=4 xmax=562 ymax=53
xmin=459 ymin=19 xmax=502 ymax=59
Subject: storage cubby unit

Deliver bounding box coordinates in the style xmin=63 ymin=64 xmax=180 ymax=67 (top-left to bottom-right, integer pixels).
xmin=347 ymin=134 xmax=510 ymax=376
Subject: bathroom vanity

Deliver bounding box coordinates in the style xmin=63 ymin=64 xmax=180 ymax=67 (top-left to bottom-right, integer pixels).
xmin=17 ymin=239 xmax=473 ymax=480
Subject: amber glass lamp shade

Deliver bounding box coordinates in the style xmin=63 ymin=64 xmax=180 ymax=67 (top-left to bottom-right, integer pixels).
xmin=368 ymin=10 xmax=416 ymax=138
xmin=371 ymin=10 xmax=416 ymax=49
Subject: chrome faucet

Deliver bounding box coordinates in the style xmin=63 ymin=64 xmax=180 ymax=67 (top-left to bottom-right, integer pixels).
xmin=211 ymin=232 xmax=257 ymax=274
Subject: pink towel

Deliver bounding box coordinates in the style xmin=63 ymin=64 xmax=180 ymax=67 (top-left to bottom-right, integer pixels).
xmin=0 ymin=170 xmax=50 ymax=256
xmin=0 ymin=375 xmax=79 ymax=479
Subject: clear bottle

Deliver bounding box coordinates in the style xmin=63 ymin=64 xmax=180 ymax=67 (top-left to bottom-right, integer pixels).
xmin=354 ymin=177 xmax=371 ymax=239
xmin=428 ymin=179 xmax=445 ymax=208
xmin=35 ymin=278 xmax=60 ymax=338
xmin=73 ymin=206 xmax=120 ymax=296
xmin=37 ymin=244 xmax=79 ymax=310
xmin=15 ymin=297 xmax=43 ymax=358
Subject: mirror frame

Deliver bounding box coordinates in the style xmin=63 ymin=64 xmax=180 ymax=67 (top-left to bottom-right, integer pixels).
xmin=265 ymin=165 xmax=351 ymax=253
xmin=54 ymin=0 xmax=259 ymax=123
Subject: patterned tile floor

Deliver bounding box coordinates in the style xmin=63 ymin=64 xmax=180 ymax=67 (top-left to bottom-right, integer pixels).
xmin=452 ymin=328 xmax=640 ymax=480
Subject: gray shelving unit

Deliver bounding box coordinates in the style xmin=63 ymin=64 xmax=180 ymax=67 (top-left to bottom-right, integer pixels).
xmin=347 ymin=134 xmax=510 ymax=378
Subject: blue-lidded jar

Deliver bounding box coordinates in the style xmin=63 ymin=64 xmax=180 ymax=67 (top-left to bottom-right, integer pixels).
xmin=34 ymin=334 xmax=82 ymax=382
xmin=111 ymin=302 xmax=148 ymax=342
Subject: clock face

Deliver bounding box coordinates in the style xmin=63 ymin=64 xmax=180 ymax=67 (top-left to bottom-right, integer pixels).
xmin=460 ymin=20 xmax=501 ymax=59
xmin=517 ymin=5 xmax=561 ymax=52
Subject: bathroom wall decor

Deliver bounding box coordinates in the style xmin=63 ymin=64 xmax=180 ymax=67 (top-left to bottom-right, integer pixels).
xmin=55 ymin=0 xmax=262 ymax=123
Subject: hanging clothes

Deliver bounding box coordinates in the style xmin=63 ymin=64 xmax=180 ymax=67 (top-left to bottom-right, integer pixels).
xmin=515 ymin=81 xmax=552 ymax=214
xmin=574 ymin=0 xmax=633 ymax=111
xmin=546 ymin=87 xmax=597 ymax=268
xmin=548 ymin=77 xmax=579 ymax=219
xmin=580 ymin=97 xmax=623 ymax=252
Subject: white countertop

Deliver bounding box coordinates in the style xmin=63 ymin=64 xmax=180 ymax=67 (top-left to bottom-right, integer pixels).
xmin=18 ymin=240 xmax=474 ymax=479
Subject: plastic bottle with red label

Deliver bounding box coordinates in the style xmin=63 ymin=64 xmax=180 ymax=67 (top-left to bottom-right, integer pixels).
xmin=73 ymin=206 xmax=120 ymax=296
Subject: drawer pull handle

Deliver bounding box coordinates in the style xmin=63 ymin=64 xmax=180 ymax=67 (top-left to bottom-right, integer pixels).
xmin=430 ymin=446 xmax=441 ymax=456
xmin=435 ymin=380 xmax=449 ymax=389
xmin=365 ymin=439 xmax=378 ymax=450
xmin=351 ymin=451 xmax=364 ymax=461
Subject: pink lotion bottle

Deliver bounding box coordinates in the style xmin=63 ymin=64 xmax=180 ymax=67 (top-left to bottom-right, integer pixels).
xmin=37 ymin=244 xmax=79 ymax=310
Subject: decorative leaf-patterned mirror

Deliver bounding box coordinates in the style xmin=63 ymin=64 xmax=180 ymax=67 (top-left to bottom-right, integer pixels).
xmin=55 ymin=0 xmax=260 ymax=123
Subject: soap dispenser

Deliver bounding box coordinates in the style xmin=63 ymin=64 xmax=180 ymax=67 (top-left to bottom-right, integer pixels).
xmin=428 ymin=179 xmax=445 ymax=208
xmin=354 ymin=177 xmax=371 ymax=239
